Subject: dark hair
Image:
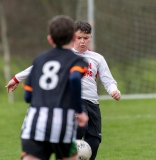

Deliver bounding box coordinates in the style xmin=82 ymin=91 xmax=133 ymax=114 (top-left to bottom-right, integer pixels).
xmin=48 ymin=15 xmax=75 ymax=47
xmin=75 ymin=21 xmax=92 ymax=34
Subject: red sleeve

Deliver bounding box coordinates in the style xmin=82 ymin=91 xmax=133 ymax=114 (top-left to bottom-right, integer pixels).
xmin=13 ymin=77 xmax=19 ymax=83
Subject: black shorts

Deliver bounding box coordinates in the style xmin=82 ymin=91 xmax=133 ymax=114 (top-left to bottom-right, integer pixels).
xmin=82 ymin=99 xmax=102 ymax=141
xmin=21 ymin=139 xmax=77 ymax=160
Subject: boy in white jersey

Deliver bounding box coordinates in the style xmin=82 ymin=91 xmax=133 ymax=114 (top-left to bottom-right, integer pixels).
xmin=6 ymin=21 xmax=121 ymax=160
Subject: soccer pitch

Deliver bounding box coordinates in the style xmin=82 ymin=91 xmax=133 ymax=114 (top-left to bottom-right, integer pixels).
xmin=0 ymin=98 xmax=156 ymax=160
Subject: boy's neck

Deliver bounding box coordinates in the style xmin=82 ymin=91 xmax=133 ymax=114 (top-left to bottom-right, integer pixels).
xmin=73 ymin=47 xmax=87 ymax=53
xmin=61 ymin=41 xmax=73 ymax=50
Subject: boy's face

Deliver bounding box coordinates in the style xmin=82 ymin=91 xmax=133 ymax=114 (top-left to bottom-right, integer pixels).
xmin=74 ymin=30 xmax=92 ymax=53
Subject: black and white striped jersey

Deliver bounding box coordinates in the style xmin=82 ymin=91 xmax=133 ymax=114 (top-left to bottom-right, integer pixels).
xmin=21 ymin=107 xmax=77 ymax=143
xmin=21 ymin=47 xmax=88 ymax=143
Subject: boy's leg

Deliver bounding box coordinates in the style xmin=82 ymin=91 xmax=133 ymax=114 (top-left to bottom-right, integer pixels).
xmin=21 ymin=139 xmax=51 ymax=160
xmin=55 ymin=142 xmax=78 ymax=160
xmin=76 ymin=123 xmax=88 ymax=139
xmin=84 ymin=133 xmax=100 ymax=160
xmin=62 ymin=155 xmax=79 ymax=160
xmin=76 ymin=100 xmax=88 ymax=139
xmin=82 ymin=100 xmax=101 ymax=160
xmin=22 ymin=155 xmax=41 ymax=160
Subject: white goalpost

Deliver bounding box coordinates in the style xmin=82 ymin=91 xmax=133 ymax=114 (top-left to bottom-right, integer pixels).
xmin=87 ymin=0 xmax=95 ymax=51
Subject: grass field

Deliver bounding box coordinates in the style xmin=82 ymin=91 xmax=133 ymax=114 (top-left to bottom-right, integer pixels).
xmin=1 ymin=98 xmax=156 ymax=160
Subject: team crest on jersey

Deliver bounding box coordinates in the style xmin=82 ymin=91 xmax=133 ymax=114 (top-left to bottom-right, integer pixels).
xmin=84 ymin=63 xmax=92 ymax=77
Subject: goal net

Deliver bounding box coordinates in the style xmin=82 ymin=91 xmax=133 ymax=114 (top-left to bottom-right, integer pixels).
xmin=95 ymin=0 xmax=156 ymax=97
xmin=3 ymin=0 xmax=156 ymax=100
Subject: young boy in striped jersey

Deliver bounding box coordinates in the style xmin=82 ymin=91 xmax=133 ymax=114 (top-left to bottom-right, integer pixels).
xmin=6 ymin=21 xmax=121 ymax=160
xmin=11 ymin=15 xmax=89 ymax=160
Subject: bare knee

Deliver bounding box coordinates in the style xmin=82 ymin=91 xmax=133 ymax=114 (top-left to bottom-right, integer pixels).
xmin=62 ymin=154 xmax=79 ymax=160
xmin=22 ymin=154 xmax=41 ymax=160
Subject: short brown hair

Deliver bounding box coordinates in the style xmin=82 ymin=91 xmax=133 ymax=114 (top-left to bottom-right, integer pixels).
xmin=75 ymin=21 xmax=92 ymax=34
xmin=48 ymin=15 xmax=75 ymax=47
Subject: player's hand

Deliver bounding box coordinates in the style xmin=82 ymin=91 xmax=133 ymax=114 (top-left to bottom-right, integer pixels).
xmin=5 ymin=79 xmax=19 ymax=93
xmin=111 ymin=90 xmax=121 ymax=101
xmin=76 ymin=112 xmax=89 ymax=127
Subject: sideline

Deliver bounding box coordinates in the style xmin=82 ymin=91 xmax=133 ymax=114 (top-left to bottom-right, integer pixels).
xmin=99 ymin=94 xmax=156 ymax=100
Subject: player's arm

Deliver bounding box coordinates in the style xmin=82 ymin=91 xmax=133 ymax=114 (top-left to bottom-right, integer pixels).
xmin=5 ymin=66 xmax=33 ymax=93
xmin=69 ymin=65 xmax=87 ymax=113
xmin=69 ymin=71 xmax=83 ymax=113
xmin=22 ymin=68 xmax=33 ymax=103
xmin=5 ymin=79 xmax=19 ymax=93
xmin=69 ymin=64 xmax=89 ymax=127
xmin=98 ymin=56 xmax=121 ymax=100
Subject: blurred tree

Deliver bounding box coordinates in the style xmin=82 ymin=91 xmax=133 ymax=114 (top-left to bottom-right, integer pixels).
xmin=1 ymin=0 xmax=156 ymax=96
xmin=0 ymin=1 xmax=14 ymax=103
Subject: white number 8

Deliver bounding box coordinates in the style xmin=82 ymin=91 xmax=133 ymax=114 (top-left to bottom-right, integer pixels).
xmin=39 ymin=61 xmax=61 ymax=90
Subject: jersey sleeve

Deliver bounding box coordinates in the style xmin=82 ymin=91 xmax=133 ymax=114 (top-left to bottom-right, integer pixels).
xmin=23 ymin=66 xmax=33 ymax=103
xmin=70 ymin=58 xmax=88 ymax=75
xmin=69 ymin=58 xmax=88 ymax=113
xmin=15 ymin=66 xmax=33 ymax=82
xmin=98 ymin=56 xmax=119 ymax=94
xmin=69 ymin=71 xmax=82 ymax=113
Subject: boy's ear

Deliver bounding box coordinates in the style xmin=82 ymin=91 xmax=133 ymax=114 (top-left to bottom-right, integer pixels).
xmin=47 ymin=35 xmax=55 ymax=46
xmin=90 ymin=35 xmax=92 ymax=40
xmin=72 ymin=33 xmax=76 ymax=42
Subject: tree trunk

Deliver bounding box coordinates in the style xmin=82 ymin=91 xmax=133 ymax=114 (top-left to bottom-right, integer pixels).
xmin=0 ymin=2 xmax=14 ymax=103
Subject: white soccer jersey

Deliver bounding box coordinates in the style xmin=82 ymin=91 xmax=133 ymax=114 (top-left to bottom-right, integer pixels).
xmin=72 ymin=48 xmax=119 ymax=103
xmin=15 ymin=66 xmax=33 ymax=82
xmin=15 ymin=49 xmax=119 ymax=104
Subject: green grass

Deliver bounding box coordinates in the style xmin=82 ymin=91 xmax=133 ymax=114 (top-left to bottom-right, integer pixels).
xmin=1 ymin=98 xmax=156 ymax=160
xmin=98 ymin=99 xmax=156 ymax=160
